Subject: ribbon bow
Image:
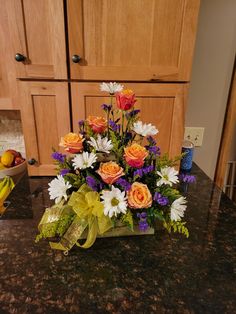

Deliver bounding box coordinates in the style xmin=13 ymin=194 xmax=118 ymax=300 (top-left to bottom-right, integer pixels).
xmin=38 ymin=184 xmax=112 ymax=252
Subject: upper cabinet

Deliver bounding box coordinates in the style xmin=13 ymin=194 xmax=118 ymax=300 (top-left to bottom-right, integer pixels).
xmin=5 ymin=0 xmax=67 ymax=79
xmin=0 ymin=0 xmax=19 ymax=109
xmin=67 ymin=0 xmax=200 ymax=81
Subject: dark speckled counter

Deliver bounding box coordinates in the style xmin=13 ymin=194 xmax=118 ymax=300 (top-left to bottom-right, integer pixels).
xmin=0 ymin=164 xmax=236 ymax=314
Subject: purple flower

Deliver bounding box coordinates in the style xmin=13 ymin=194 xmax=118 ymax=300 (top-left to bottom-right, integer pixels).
xmin=139 ymin=220 xmax=149 ymax=231
xmin=78 ymin=120 xmax=84 ymax=127
xmin=86 ymin=176 xmax=104 ymax=191
xmin=125 ymin=109 xmax=140 ymax=119
xmin=51 ymin=152 xmax=66 ymax=163
xmin=147 ymin=136 xmax=157 ymax=145
xmin=179 ymin=174 xmax=196 ymax=183
xmin=134 ymin=169 xmax=143 ymax=177
xmin=60 ymin=169 xmax=70 ymax=176
xmin=86 ymin=176 xmax=99 ymax=191
xmin=153 ymin=192 xmax=169 ymax=206
xmin=142 ymin=165 xmax=154 ymax=174
xmin=109 ymin=120 xmax=120 ymax=132
xmin=101 ymin=104 xmax=112 ymax=111
xmin=134 ymin=165 xmax=154 ymax=178
xmin=137 ymin=212 xmax=149 ymax=232
xmin=137 ymin=212 xmax=147 ymax=219
xmin=146 ymin=146 xmax=160 ymax=155
xmin=116 ymin=178 xmax=131 ymax=191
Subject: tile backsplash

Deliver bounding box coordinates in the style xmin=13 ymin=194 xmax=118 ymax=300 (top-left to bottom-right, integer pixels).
xmin=0 ymin=111 xmax=25 ymax=156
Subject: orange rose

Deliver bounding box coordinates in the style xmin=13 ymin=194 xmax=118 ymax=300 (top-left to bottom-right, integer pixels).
xmin=59 ymin=132 xmax=84 ymax=153
xmin=87 ymin=116 xmax=107 ymax=133
xmin=97 ymin=161 xmax=124 ymax=184
xmin=116 ymin=89 xmax=136 ymax=111
xmin=127 ymin=182 xmax=152 ymax=209
xmin=124 ymin=143 xmax=148 ymax=168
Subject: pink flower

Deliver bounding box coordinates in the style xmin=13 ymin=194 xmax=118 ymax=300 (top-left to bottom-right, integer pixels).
xmin=124 ymin=143 xmax=148 ymax=168
xmin=87 ymin=116 xmax=107 ymax=134
xmin=116 ymin=89 xmax=136 ymax=111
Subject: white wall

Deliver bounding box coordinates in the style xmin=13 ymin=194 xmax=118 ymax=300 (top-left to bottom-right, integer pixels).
xmin=186 ymin=0 xmax=236 ymax=179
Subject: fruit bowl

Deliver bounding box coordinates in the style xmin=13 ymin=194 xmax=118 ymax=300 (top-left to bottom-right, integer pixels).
xmin=0 ymin=160 xmax=27 ymax=179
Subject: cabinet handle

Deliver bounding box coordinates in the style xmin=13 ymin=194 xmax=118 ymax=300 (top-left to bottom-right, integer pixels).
xmin=72 ymin=55 xmax=81 ymax=63
xmin=28 ymin=158 xmax=37 ymax=165
xmin=15 ymin=53 xmax=26 ymax=62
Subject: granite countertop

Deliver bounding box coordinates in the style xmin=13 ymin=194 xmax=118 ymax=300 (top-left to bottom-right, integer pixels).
xmin=0 ymin=164 xmax=236 ymax=313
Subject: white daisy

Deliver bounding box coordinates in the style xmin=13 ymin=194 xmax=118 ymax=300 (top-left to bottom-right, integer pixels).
xmin=132 ymin=120 xmax=158 ymax=137
xmin=101 ymin=186 xmax=127 ymax=218
xmin=48 ymin=175 xmax=71 ymax=204
xmin=88 ymin=135 xmax=113 ymax=154
xmin=170 ymin=197 xmax=187 ymax=221
xmin=100 ymin=82 xmax=124 ymax=94
xmin=72 ymin=152 xmax=97 ymax=170
xmin=156 ymin=166 xmax=179 ymax=187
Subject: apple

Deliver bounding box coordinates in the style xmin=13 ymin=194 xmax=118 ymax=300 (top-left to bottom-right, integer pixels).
xmin=6 ymin=149 xmax=22 ymax=158
xmin=13 ymin=156 xmax=25 ymax=166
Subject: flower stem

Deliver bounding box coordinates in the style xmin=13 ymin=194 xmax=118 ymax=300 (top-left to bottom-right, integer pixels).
xmin=121 ymin=111 xmax=125 ymax=136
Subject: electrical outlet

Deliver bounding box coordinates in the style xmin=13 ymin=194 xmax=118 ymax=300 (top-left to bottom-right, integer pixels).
xmin=184 ymin=127 xmax=205 ymax=147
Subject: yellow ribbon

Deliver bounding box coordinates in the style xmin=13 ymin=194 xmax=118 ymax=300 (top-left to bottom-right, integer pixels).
xmin=48 ymin=184 xmax=112 ymax=252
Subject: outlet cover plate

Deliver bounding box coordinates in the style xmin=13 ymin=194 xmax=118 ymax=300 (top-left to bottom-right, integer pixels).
xmin=184 ymin=127 xmax=205 ymax=147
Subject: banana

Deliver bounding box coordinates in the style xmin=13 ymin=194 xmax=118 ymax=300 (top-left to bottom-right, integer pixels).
xmin=0 ymin=176 xmax=15 ymax=214
xmin=0 ymin=177 xmax=7 ymax=191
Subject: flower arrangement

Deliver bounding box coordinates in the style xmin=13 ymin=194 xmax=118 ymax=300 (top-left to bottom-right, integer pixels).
xmin=36 ymin=82 xmax=190 ymax=253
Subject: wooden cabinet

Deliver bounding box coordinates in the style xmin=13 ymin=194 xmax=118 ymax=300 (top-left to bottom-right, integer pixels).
xmin=71 ymin=82 xmax=187 ymax=158
xmin=67 ymin=0 xmax=200 ymax=81
xmin=0 ymin=0 xmax=200 ymax=175
xmin=20 ymin=82 xmax=70 ymax=175
xmin=5 ymin=0 xmax=67 ymax=79
xmin=0 ymin=1 xmax=19 ymax=109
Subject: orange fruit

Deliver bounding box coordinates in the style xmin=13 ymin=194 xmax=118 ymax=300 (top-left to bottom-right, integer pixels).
xmin=1 ymin=151 xmax=14 ymax=167
xmin=0 ymin=162 xmax=6 ymax=170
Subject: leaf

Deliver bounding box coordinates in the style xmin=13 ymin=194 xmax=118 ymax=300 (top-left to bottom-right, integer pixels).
xmin=121 ymin=210 xmax=134 ymax=231
xmin=156 ymin=153 xmax=183 ymax=169
xmin=110 ymin=130 xmax=120 ymax=151
xmin=163 ymin=220 xmax=189 ymax=238
xmin=153 ymin=210 xmax=165 ymax=221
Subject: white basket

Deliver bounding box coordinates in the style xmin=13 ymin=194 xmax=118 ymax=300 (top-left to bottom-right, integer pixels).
xmin=0 ymin=160 xmax=27 ymax=179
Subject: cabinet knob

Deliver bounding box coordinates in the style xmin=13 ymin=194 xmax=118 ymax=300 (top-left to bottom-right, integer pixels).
xmin=72 ymin=55 xmax=81 ymax=63
xmin=28 ymin=158 xmax=37 ymax=165
xmin=15 ymin=53 xmax=26 ymax=62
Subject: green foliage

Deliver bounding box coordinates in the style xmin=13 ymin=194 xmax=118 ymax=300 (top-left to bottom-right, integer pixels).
xmin=35 ymin=222 xmax=58 ymax=242
xmin=110 ymin=130 xmax=119 ymax=151
xmin=147 ymin=207 xmax=165 ymax=227
xmin=56 ymin=212 xmax=76 ymax=237
xmin=163 ymin=220 xmax=189 ymax=238
xmin=159 ymin=186 xmax=181 ymax=203
xmin=121 ymin=210 xmax=134 ymax=231
xmin=110 ymin=130 xmax=123 ymax=159
xmin=64 ymin=173 xmax=84 ymax=189
xmin=35 ymin=206 xmax=75 ymax=242
xmin=157 ymin=153 xmax=184 ymax=169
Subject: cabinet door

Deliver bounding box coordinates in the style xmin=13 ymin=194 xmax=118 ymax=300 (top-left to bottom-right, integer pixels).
xmin=0 ymin=1 xmax=19 ymax=109
xmin=71 ymin=82 xmax=187 ymax=158
xmin=68 ymin=0 xmax=199 ymax=81
xmin=5 ymin=0 xmax=67 ymax=79
xmin=20 ymin=82 xmax=70 ymax=176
